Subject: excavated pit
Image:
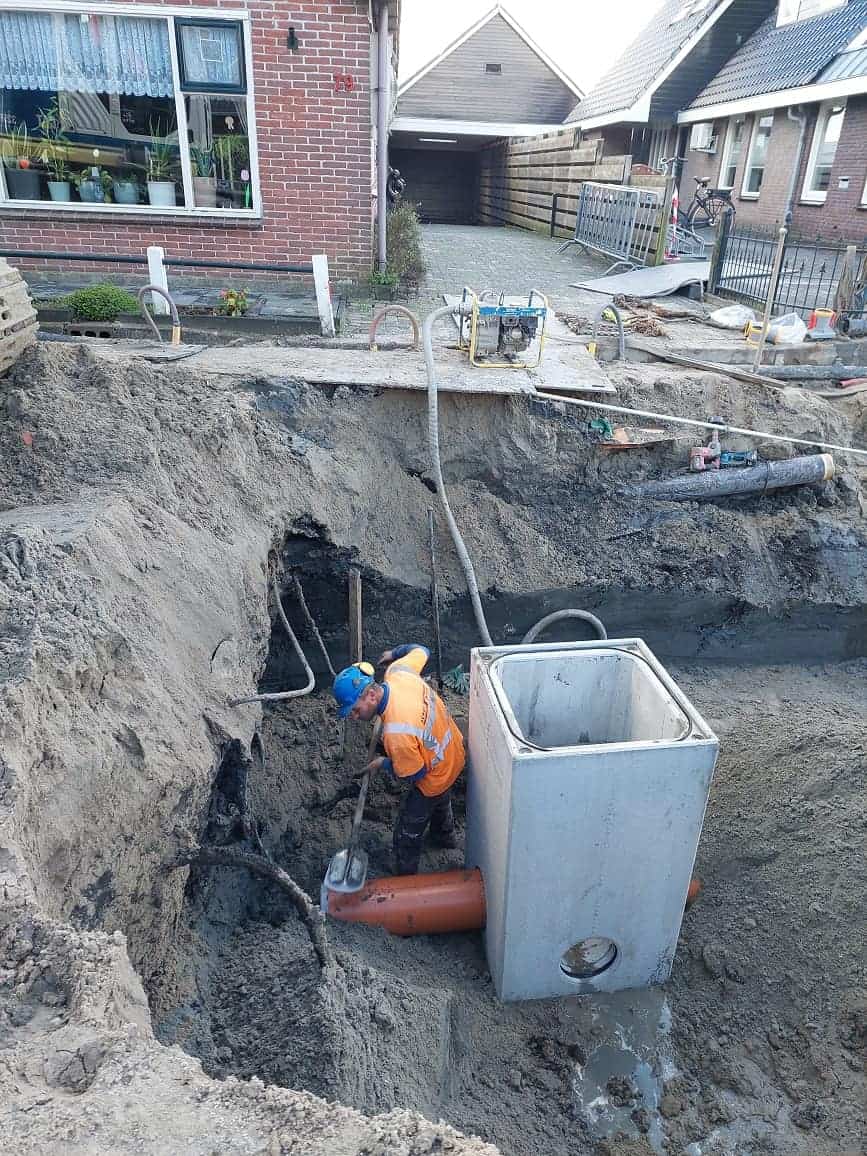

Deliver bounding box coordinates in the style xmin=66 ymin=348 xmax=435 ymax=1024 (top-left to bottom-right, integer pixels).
xmin=1 ymin=344 xmax=865 ymax=1155
xmin=152 ymin=556 xmax=867 ymax=1156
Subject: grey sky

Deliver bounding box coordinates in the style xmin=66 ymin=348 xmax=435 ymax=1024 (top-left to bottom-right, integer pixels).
xmin=397 ymin=0 xmax=668 ymax=92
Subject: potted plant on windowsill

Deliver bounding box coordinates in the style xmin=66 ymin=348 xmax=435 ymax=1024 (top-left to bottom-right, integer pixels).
xmin=190 ymin=146 xmax=216 ymax=207
xmin=2 ymin=125 xmax=41 ymax=200
xmin=146 ymin=125 xmax=177 ymax=208
xmin=36 ymin=100 xmax=71 ymax=202
xmin=112 ymin=170 xmax=141 ymax=205
xmin=74 ymin=153 xmax=113 ymax=203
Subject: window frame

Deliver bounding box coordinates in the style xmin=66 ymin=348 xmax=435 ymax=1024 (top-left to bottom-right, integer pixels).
xmin=741 ymin=112 xmax=773 ymax=200
xmin=717 ymin=116 xmax=745 ymax=190
xmin=0 ymin=0 xmax=261 ymax=219
xmin=175 ymin=17 xmax=247 ymax=95
xmin=801 ymin=100 xmax=846 ymax=205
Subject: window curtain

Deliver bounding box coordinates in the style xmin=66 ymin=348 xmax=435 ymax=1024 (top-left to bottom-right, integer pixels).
xmin=178 ymin=23 xmax=243 ymax=88
xmin=0 ymin=11 xmax=173 ymax=97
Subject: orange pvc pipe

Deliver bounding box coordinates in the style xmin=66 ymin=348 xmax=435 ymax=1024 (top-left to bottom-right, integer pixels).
xmin=325 ymin=868 xmax=485 ymax=936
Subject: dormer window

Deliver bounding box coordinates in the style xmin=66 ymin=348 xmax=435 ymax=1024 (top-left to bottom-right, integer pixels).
xmin=777 ymin=0 xmax=846 ymax=26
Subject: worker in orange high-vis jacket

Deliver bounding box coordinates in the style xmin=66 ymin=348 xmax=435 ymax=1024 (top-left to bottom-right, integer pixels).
xmin=332 ymin=644 xmax=465 ymax=875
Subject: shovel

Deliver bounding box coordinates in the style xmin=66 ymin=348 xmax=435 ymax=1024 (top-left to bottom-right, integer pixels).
xmin=324 ymin=716 xmax=383 ymax=894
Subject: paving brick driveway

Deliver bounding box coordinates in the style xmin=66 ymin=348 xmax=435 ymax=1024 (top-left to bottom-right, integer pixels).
xmin=345 ymin=223 xmax=607 ymax=336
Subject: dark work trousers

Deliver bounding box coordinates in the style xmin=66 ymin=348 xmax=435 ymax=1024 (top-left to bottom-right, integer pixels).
xmin=393 ymin=785 xmax=455 ymax=875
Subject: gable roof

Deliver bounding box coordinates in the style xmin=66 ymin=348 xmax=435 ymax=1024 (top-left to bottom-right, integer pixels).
xmin=686 ymin=0 xmax=867 ymax=109
xmin=566 ymin=0 xmax=737 ymax=125
xmin=397 ymin=4 xmax=582 ymax=99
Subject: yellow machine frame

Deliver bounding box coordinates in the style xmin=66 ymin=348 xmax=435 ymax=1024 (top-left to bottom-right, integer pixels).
xmin=458 ymin=287 xmax=549 ymax=369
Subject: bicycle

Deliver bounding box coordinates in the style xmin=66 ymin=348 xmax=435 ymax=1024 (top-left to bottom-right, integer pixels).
xmin=684 ymin=177 xmax=735 ymax=227
xmin=658 ymin=158 xmax=735 ymax=226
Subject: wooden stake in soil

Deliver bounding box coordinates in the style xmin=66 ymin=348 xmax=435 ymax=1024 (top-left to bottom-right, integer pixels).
xmin=348 ymin=568 xmax=363 ymax=664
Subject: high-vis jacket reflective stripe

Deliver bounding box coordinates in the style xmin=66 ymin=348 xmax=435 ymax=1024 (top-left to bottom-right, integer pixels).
xmin=381 ymin=647 xmax=465 ymax=798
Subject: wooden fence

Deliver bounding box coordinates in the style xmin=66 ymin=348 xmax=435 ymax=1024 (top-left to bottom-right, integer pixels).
xmin=478 ymin=129 xmax=643 ymax=238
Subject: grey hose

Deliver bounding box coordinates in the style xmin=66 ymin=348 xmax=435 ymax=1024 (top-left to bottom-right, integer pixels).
xmin=137 ymin=284 xmax=181 ymax=345
xmin=591 ymin=302 xmax=625 ymax=361
xmin=423 ymin=304 xmax=493 ymax=646
xmin=522 ymin=609 xmax=607 ymax=644
xmin=291 ymin=574 xmax=336 ymax=678
xmin=229 ymin=573 xmax=315 ymax=706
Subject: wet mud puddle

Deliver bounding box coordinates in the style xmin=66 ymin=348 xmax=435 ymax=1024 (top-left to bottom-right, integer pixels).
xmin=568 ymin=988 xmax=675 ymax=1151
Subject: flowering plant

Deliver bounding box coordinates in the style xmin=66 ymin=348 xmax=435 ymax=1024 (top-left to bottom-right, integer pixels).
xmin=217 ymin=287 xmax=249 ymax=317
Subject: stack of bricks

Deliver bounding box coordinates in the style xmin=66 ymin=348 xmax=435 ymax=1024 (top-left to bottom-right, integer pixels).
xmin=0 ymin=1 xmax=376 ymax=280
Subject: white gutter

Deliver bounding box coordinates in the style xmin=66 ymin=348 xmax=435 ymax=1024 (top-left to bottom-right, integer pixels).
xmin=678 ymin=74 xmax=867 ymax=122
xmin=391 ymin=117 xmax=569 ymax=137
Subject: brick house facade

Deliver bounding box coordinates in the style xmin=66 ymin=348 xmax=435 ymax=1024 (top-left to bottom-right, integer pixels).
xmin=681 ymin=95 xmax=867 ymax=237
xmin=0 ymin=1 xmax=397 ymax=279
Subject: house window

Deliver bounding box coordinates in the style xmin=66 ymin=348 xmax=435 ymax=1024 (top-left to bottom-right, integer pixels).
xmin=0 ymin=6 xmax=258 ymax=215
xmin=177 ymin=19 xmax=246 ymax=93
xmin=802 ymin=101 xmax=845 ymax=203
xmin=777 ymin=0 xmax=846 ymax=26
xmin=485 ymin=63 xmax=502 ymax=74
xmin=689 ymin=122 xmax=715 ymax=152
xmin=742 ymin=114 xmax=773 ymax=197
xmin=718 ymin=117 xmax=745 ymax=189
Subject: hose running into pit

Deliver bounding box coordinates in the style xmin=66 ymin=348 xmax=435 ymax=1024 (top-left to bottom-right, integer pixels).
xmin=229 ymin=572 xmax=315 ymax=706
xmin=423 ymin=304 xmax=494 ymax=646
xmin=522 ymin=609 xmax=608 ymax=644
xmin=423 ymin=303 xmax=608 ymax=648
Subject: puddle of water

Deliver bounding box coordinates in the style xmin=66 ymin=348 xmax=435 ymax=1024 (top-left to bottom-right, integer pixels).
xmin=565 ymin=987 xmax=676 ymax=1153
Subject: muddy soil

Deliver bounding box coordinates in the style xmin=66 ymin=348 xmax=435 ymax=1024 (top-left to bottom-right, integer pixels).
xmin=1 ymin=343 xmax=865 ymax=1154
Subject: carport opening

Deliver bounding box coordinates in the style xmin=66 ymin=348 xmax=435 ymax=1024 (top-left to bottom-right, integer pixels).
xmin=390 ymin=129 xmax=505 ymax=226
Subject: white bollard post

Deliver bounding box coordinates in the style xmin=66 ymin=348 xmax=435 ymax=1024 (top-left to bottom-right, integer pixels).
xmin=312 ymin=254 xmax=335 ymax=338
xmin=146 ymin=245 xmax=170 ymax=315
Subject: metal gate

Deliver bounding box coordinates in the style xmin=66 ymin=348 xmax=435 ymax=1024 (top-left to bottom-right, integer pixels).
xmin=558 ymin=181 xmax=666 ymax=273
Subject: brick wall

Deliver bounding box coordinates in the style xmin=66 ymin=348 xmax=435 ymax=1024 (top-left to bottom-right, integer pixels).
xmin=682 ymin=100 xmax=867 ymax=241
xmin=0 ymin=0 xmax=375 ymax=280
xmin=791 ymin=95 xmax=867 ymax=239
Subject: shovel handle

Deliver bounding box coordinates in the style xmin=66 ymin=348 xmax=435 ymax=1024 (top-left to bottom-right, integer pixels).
xmin=341 ymin=717 xmax=383 ymax=882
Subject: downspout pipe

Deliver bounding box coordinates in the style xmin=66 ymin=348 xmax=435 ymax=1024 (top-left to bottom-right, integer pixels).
xmin=376 ymin=0 xmax=390 ymax=271
xmin=784 ymin=106 xmax=808 ymax=225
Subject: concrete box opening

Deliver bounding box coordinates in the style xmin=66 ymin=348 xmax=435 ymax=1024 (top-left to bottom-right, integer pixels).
xmin=489 ymin=648 xmax=690 ymax=748
xmin=466 ymin=639 xmax=719 ymax=1001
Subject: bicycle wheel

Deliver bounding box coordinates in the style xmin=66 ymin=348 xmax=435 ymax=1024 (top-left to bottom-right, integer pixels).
xmin=702 ymin=194 xmax=734 ymax=226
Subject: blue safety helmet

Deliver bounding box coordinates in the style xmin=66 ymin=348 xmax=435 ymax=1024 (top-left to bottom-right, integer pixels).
xmin=332 ymin=661 xmax=376 ymax=717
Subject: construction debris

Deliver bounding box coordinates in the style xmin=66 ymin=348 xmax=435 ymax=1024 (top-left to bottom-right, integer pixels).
xmin=0 ymin=258 xmax=39 ymax=374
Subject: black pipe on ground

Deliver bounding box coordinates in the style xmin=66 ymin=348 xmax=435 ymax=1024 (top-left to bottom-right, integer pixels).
xmin=631 ymin=453 xmax=835 ymax=502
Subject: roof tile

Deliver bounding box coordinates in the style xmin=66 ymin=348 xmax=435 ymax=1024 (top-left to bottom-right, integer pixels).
xmin=689 ymin=0 xmax=867 ymax=108
xmin=566 ymin=0 xmax=725 ymax=123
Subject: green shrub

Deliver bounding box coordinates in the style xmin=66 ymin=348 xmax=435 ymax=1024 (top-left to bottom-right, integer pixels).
xmin=385 ymin=201 xmax=426 ymax=284
xmin=63 ymin=284 xmax=140 ymax=322
xmin=368 ymin=268 xmax=398 ymax=288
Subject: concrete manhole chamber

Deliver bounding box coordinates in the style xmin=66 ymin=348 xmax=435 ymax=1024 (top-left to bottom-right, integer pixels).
xmin=467 ymin=640 xmax=719 ymax=1001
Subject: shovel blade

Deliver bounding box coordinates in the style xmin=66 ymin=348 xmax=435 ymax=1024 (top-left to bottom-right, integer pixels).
xmin=324 ymin=847 xmax=369 ymax=894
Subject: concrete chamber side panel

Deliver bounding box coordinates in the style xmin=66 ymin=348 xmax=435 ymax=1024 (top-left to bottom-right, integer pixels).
xmin=467 ymin=640 xmax=719 ymax=1003
xmin=502 ymin=743 xmax=716 ymax=1001
xmin=466 ymin=665 xmax=514 ymax=996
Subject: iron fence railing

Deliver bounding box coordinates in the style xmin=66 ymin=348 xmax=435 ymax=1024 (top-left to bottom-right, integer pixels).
xmin=710 ymin=219 xmax=867 ymax=321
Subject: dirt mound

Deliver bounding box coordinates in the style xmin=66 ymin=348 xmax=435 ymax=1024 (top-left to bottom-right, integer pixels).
xmin=1 ymin=342 xmax=866 ymax=1154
